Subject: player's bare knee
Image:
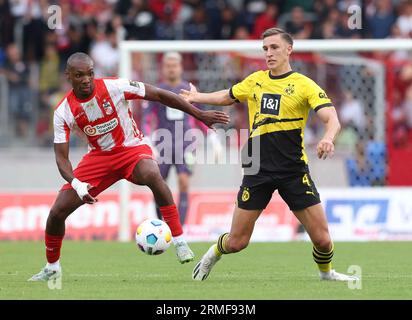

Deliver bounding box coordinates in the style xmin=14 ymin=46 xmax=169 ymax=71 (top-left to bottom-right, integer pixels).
xmin=136 ymin=167 xmax=162 ymax=186
xmin=313 ymin=237 xmax=332 ymax=252
xmin=227 ymin=237 xmax=249 ymax=253
xmin=48 ymin=207 xmax=67 ymax=223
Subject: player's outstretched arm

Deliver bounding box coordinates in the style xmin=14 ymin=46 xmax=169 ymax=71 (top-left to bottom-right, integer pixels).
xmin=180 ymin=83 xmax=235 ymax=106
xmin=54 ymin=143 xmax=96 ymax=204
xmin=315 ymin=107 xmax=341 ymax=160
xmin=144 ymin=83 xmax=230 ymax=129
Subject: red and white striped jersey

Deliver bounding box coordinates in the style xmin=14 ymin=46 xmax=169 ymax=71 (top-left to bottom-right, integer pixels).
xmin=54 ymin=78 xmax=145 ymax=151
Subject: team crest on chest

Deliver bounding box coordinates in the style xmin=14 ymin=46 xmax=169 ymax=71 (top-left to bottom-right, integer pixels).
xmin=102 ymin=99 xmax=113 ymax=115
xmin=284 ymin=83 xmax=295 ymax=95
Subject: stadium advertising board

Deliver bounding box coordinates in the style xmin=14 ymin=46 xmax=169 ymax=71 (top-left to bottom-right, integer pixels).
xmin=0 ymin=188 xmax=411 ymax=241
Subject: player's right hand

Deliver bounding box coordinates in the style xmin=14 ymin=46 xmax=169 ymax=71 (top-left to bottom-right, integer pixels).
xmin=180 ymin=82 xmax=197 ymax=103
xmin=71 ymin=178 xmax=97 ymax=204
xmin=199 ymin=110 xmax=230 ymax=129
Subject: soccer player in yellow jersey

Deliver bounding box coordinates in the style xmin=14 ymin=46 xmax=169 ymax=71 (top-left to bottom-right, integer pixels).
xmin=181 ymin=27 xmax=358 ymax=281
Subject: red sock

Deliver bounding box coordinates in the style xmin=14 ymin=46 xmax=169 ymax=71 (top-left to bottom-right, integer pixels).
xmin=159 ymin=204 xmax=183 ymax=237
xmin=45 ymin=233 xmax=64 ymax=263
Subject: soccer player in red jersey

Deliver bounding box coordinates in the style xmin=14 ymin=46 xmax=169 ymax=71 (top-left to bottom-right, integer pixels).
xmin=28 ymin=52 xmax=229 ymax=282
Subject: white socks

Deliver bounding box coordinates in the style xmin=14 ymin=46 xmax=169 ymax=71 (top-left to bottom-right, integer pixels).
xmin=46 ymin=260 xmax=61 ymax=271
xmin=172 ymin=234 xmax=185 ymax=245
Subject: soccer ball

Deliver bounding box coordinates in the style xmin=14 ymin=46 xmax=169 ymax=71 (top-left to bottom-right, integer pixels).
xmin=135 ymin=219 xmax=172 ymax=255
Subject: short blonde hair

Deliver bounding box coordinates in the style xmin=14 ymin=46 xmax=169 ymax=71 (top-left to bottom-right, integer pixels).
xmin=162 ymin=51 xmax=182 ymax=63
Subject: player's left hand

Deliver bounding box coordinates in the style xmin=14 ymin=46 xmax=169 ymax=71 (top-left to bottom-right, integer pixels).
xmin=199 ymin=110 xmax=230 ymax=129
xmin=317 ymin=138 xmax=335 ymax=160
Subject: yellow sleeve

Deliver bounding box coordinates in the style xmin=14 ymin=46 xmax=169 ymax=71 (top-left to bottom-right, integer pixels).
xmin=305 ymin=78 xmax=334 ymax=112
xmin=229 ymin=72 xmax=258 ymax=103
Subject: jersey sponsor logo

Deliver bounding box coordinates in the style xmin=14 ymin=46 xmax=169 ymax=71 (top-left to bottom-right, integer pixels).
xmin=325 ymin=199 xmax=388 ymax=225
xmin=319 ymin=92 xmax=328 ymax=99
xmin=284 ymin=84 xmax=295 ymax=95
xmin=260 ymin=93 xmax=281 ymax=116
xmin=83 ymin=118 xmax=119 ymax=136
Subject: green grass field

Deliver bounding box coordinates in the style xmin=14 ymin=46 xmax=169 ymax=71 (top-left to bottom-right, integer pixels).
xmin=1 ymin=241 xmax=411 ymax=300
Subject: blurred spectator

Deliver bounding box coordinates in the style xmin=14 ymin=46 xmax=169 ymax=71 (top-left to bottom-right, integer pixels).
xmin=203 ymin=0 xmax=228 ymax=40
xmin=243 ymin=0 xmax=266 ymax=14
xmin=389 ymin=24 xmax=410 ymax=60
xmin=150 ymin=0 xmax=183 ymax=39
xmin=149 ymin=0 xmax=182 ymax=21
xmin=336 ymin=123 xmax=359 ymax=152
xmin=401 ymin=84 xmax=412 ymax=128
xmin=391 ymin=102 xmax=409 ymax=148
xmin=366 ymin=0 xmax=396 ymax=38
xmin=241 ymin=0 xmax=267 ymax=31
xmin=252 ymin=3 xmax=278 ymax=39
xmin=285 ymin=6 xmax=312 ymax=39
xmin=233 ymin=25 xmax=253 ymax=39
xmin=313 ymin=0 xmax=337 ymax=23
xmin=396 ymin=0 xmax=412 ymax=37
xmin=3 ymin=43 xmax=32 ymax=138
xmin=20 ymin=0 xmax=49 ymax=62
xmin=281 ymin=0 xmax=314 ymax=13
xmin=335 ymin=8 xmax=362 ymax=38
xmin=184 ymin=5 xmax=210 ymax=39
xmin=54 ymin=1 xmax=81 ymax=61
xmin=39 ymin=43 xmax=60 ymax=94
xmin=346 ymin=140 xmax=371 ymax=186
xmin=339 ymin=90 xmax=366 ymax=135
xmin=0 ymin=0 xmax=14 ymax=48
xmin=90 ymin=27 xmax=119 ymax=77
xmin=117 ymin=0 xmax=156 ymax=40
xmin=111 ymin=15 xmax=127 ymax=43
xmin=346 ymin=138 xmax=386 ymax=186
xmin=311 ymin=7 xmax=337 ymax=39
xmin=217 ymin=5 xmax=239 ymax=40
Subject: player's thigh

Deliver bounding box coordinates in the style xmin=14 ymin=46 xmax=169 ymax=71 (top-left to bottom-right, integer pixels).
xmin=293 ymin=203 xmax=331 ymax=248
xmin=229 ymin=205 xmax=262 ymax=242
xmin=50 ymin=188 xmax=84 ymax=220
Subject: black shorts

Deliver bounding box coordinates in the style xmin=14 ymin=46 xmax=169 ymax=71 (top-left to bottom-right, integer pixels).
xmin=237 ymin=171 xmax=321 ymax=211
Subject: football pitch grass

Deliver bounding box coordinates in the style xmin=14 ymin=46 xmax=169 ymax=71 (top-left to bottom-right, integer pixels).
xmin=1 ymin=241 xmax=411 ymax=300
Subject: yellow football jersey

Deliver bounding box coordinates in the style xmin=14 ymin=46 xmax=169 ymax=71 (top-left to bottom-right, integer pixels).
xmin=230 ymin=70 xmax=334 ymax=175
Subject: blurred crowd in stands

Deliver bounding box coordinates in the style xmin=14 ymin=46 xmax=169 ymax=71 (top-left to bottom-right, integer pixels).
xmin=1 ymin=0 xmax=412 ymax=186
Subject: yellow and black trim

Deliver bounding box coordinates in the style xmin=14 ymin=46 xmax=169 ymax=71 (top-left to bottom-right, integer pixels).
xmin=268 ymin=70 xmax=295 ymax=80
xmin=217 ymin=232 xmax=229 ymax=255
xmin=312 ymin=246 xmax=334 ymax=264
xmin=314 ymin=103 xmax=334 ymax=112
xmin=229 ymin=87 xmax=239 ymax=102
